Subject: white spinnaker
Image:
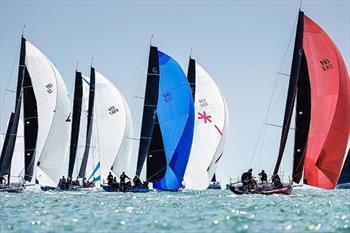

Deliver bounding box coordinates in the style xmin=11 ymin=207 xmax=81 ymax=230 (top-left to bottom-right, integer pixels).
xmin=25 ymin=41 xmax=71 ymax=186
xmin=72 ymin=74 xmax=90 ymax=179
xmin=91 ymin=71 xmax=129 ymax=182
xmin=112 ymin=94 xmax=133 ymax=177
xmin=184 ymin=63 xmax=226 ymax=190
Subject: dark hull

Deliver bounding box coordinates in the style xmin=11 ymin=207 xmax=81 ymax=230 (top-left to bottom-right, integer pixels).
xmin=102 ymin=185 xmax=149 ymax=193
xmin=41 ymin=185 xmax=81 ymax=192
xmin=0 ymin=183 xmax=24 ymax=193
xmin=207 ymin=183 xmax=221 ymax=190
xmin=229 ymin=182 xmax=293 ymax=195
xmin=336 ymin=183 xmax=350 ymax=189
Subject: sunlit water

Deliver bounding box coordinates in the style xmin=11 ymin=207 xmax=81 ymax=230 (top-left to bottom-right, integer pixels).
xmin=0 ymin=189 xmax=349 ymax=233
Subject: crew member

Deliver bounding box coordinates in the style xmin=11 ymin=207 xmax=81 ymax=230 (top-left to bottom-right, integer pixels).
xmin=272 ymin=174 xmax=283 ymax=189
xmin=259 ymin=170 xmax=267 ymax=183
xmin=107 ymin=172 xmax=113 ymax=186
xmin=133 ymin=175 xmax=142 ymax=187
xmin=241 ymin=168 xmax=253 ymax=192
xmin=120 ymin=172 xmax=130 ymax=192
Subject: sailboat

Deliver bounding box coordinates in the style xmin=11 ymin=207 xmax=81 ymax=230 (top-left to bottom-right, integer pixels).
xmin=68 ymin=67 xmax=133 ymax=190
xmin=183 ymin=57 xmax=229 ymax=190
xmin=230 ymin=10 xmax=349 ymax=195
xmin=337 ymin=149 xmax=350 ymax=189
xmin=127 ymin=46 xmax=194 ymax=192
xmin=0 ymin=36 xmax=72 ymax=192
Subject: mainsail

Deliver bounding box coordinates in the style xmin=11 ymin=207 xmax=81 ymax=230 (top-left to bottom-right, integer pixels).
xmin=184 ymin=59 xmax=227 ymax=190
xmin=0 ymin=37 xmax=27 ymax=182
xmin=135 ymin=46 xmax=160 ymax=178
xmin=152 ymin=51 xmax=194 ymax=191
xmin=68 ymin=71 xmax=84 ymax=178
xmin=78 ymin=67 xmax=96 ymax=179
xmin=273 ymin=11 xmax=350 ymax=189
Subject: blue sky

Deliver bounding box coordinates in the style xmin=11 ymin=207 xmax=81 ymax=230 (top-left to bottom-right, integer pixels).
xmin=1 ymin=0 xmax=349 ymax=182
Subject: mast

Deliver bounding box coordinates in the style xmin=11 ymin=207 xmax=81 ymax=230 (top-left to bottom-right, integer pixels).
xmin=187 ymin=57 xmax=196 ymax=99
xmin=135 ymin=46 xmax=160 ymax=176
xmin=0 ymin=36 xmax=26 ymax=182
xmin=68 ymin=71 xmax=83 ymax=178
xmin=78 ymin=67 xmax=96 ymax=178
xmin=273 ymin=11 xmax=304 ymax=175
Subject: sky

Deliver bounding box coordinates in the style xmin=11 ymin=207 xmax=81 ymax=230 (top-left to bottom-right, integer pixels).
xmin=0 ymin=0 xmax=349 ymax=183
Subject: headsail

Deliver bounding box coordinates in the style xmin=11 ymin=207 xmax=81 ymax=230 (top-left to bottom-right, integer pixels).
xmin=152 ymin=51 xmax=194 ymax=191
xmin=184 ymin=60 xmax=227 ymax=190
xmin=94 ymin=70 xmax=132 ymax=180
xmin=302 ymin=14 xmax=350 ymax=189
xmin=25 ymin=41 xmax=71 ymax=186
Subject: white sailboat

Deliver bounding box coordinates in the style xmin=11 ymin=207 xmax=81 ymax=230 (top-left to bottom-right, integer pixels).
xmin=71 ymin=68 xmax=133 ymax=188
xmin=184 ymin=59 xmax=229 ymax=190
xmin=0 ymin=37 xmax=71 ymax=191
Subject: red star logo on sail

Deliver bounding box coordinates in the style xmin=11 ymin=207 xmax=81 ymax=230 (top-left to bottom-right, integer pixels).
xmin=198 ymin=111 xmax=212 ymax=124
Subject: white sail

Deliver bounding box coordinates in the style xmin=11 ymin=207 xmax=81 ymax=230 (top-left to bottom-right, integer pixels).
xmin=184 ymin=62 xmax=227 ymax=190
xmin=10 ymin=118 xmax=24 ymax=178
xmin=85 ymin=71 xmax=131 ymax=183
xmin=111 ymin=94 xmax=133 ymax=177
xmin=207 ymin=95 xmax=229 ymax=182
xmin=25 ymin=41 xmax=71 ymax=186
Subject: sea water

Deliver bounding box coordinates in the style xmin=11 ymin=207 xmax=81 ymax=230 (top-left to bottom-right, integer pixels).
xmin=0 ymin=189 xmax=349 ymax=233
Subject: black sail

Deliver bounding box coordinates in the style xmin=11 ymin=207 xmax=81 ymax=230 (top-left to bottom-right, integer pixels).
xmin=68 ymin=71 xmax=83 ymax=178
xmin=273 ymin=11 xmax=304 ymax=175
xmin=211 ymin=174 xmax=217 ymax=182
xmin=292 ymin=53 xmax=311 ymax=183
xmin=338 ymin=149 xmax=350 ymax=185
xmin=146 ymin=116 xmax=166 ymax=181
xmin=23 ymin=67 xmax=38 ymax=181
xmin=187 ymin=57 xmax=196 ymax=99
xmin=78 ymin=67 xmax=95 ymax=178
xmin=0 ymin=113 xmax=16 ymax=175
xmin=0 ymin=37 xmax=26 ymax=179
xmin=136 ymin=46 xmax=160 ymax=176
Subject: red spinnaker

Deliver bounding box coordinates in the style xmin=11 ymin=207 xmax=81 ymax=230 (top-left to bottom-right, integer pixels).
xmin=302 ymin=16 xmax=350 ymax=189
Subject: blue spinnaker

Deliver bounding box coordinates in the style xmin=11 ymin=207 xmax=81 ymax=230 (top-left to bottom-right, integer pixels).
xmin=153 ymin=51 xmax=194 ymax=190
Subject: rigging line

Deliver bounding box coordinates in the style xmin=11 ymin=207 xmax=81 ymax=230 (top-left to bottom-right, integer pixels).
xmin=299 ymin=0 xmax=303 ymax=11
xmin=0 ymin=40 xmax=20 ymax=130
xmin=145 ymin=166 xmax=166 ymax=183
xmin=249 ymin=13 xmax=299 ymax=168
xmin=130 ymin=42 xmax=149 ymax=147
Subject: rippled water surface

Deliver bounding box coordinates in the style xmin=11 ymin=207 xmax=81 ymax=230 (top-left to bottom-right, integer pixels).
xmin=0 ymin=189 xmax=349 ymax=233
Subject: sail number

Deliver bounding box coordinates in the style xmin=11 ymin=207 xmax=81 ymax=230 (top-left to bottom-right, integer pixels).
xmin=108 ymin=106 xmax=119 ymax=115
xmin=163 ymin=91 xmax=173 ymax=103
xmin=46 ymin=83 xmax=54 ymax=94
xmin=199 ymin=98 xmax=209 ymax=108
xmin=320 ymin=59 xmax=333 ymax=71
